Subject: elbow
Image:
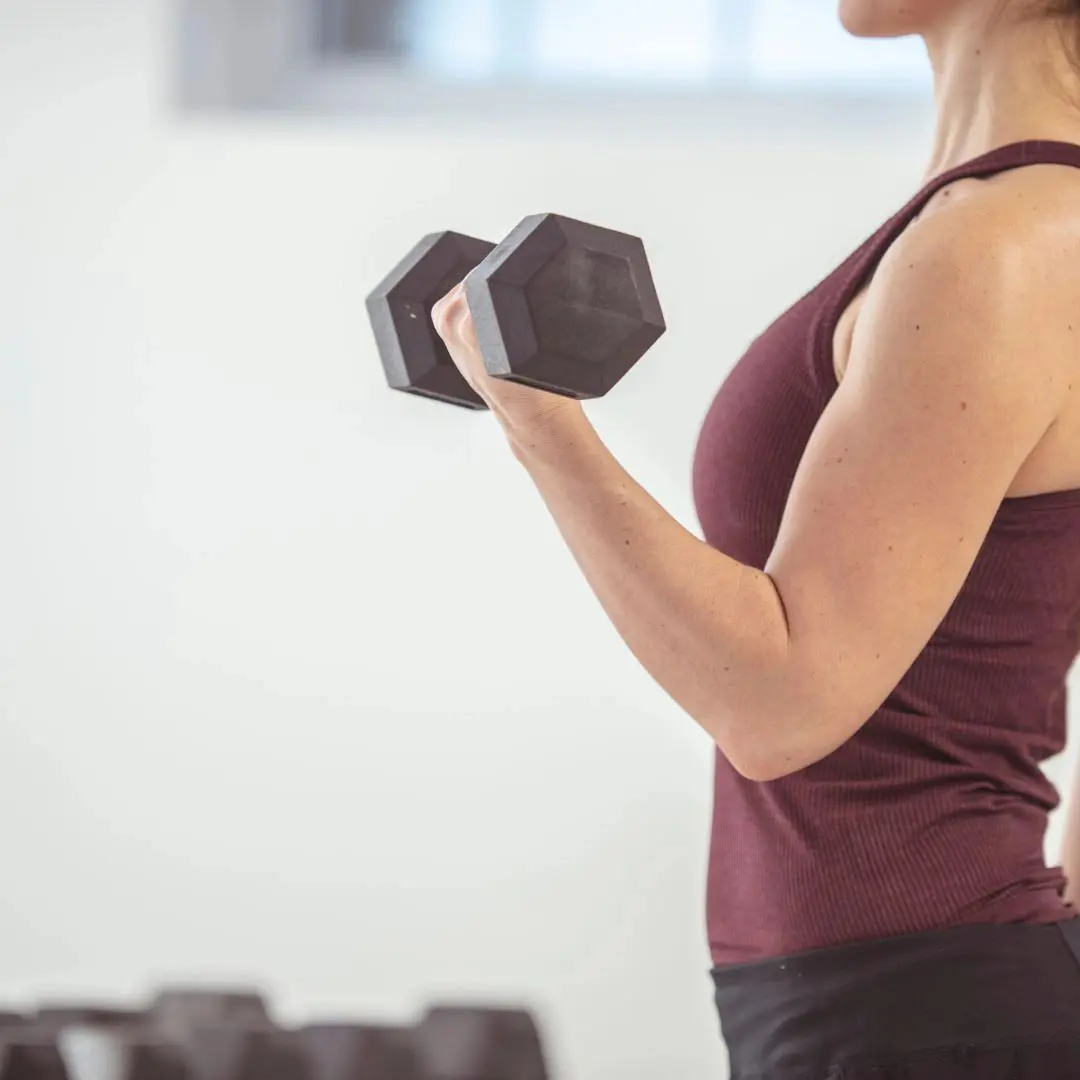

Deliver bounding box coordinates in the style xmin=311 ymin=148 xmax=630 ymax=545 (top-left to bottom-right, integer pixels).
xmin=715 ymin=697 xmax=861 ymax=784
xmin=705 ymin=712 xmax=808 ymax=782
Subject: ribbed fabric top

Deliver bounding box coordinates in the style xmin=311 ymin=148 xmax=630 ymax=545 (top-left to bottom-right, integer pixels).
xmin=693 ymin=141 xmax=1080 ymax=966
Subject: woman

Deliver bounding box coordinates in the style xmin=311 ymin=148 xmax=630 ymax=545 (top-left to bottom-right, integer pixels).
xmin=433 ymin=1 xmax=1080 ymax=1076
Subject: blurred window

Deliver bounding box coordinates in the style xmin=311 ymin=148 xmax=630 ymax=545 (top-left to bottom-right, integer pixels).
xmin=315 ymin=0 xmax=928 ymax=91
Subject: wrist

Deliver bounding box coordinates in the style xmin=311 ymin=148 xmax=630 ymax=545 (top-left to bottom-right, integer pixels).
xmin=497 ymin=399 xmax=593 ymax=467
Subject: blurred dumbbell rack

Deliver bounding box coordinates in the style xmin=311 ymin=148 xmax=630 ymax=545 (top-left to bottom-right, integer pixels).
xmin=0 ymin=988 xmax=551 ymax=1080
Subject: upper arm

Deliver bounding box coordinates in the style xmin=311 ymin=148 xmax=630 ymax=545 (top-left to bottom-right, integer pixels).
xmin=759 ymin=191 xmax=1078 ymax=779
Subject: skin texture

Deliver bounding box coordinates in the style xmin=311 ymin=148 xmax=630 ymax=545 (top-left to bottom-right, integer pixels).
xmin=431 ymin=0 xmax=1080 ymax=793
xmin=838 ymin=0 xmax=1005 ymax=38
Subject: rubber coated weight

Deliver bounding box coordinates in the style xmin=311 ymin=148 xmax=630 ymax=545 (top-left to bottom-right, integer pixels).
xmin=294 ymin=1024 xmax=419 ymax=1080
xmin=3 ymin=991 xmax=552 ymax=1080
xmin=173 ymin=1029 xmax=305 ymax=1080
xmin=0 ymin=1040 xmax=69 ymax=1080
xmin=369 ymin=215 xmax=664 ymax=407
xmin=465 ymin=214 xmax=665 ymax=399
xmin=148 ymin=993 xmax=272 ymax=1044
xmin=59 ymin=1031 xmax=189 ymax=1080
xmin=367 ymin=231 xmax=497 ymax=410
xmin=412 ymin=1007 xmax=548 ymax=1080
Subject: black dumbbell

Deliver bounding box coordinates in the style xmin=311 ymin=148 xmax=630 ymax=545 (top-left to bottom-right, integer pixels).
xmin=148 ymin=989 xmax=299 ymax=1080
xmin=58 ymin=1030 xmax=189 ymax=1080
xmin=147 ymin=991 xmax=273 ymax=1045
xmin=292 ymin=1023 xmax=418 ymax=1080
xmin=367 ymin=214 xmax=666 ymax=410
xmin=171 ymin=1028 xmax=306 ymax=1080
xmin=0 ymin=1038 xmax=69 ymax=1080
xmin=412 ymin=1006 xmax=549 ymax=1080
xmin=29 ymin=1003 xmax=185 ymax=1080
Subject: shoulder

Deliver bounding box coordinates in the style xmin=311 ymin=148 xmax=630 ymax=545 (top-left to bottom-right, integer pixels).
xmin=852 ymin=166 xmax=1080 ymax=414
xmin=877 ymin=165 xmax=1080 ymax=308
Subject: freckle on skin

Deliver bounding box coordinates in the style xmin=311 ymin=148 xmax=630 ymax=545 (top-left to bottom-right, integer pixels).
xmin=960 ymin=401 xmax=968 ymax=411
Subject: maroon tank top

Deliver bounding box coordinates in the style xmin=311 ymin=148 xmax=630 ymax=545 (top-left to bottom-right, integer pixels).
xmin=693 ymin=141 xmax=1080 ymax=966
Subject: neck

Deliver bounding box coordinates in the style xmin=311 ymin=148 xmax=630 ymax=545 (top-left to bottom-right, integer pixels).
xmin=924 ymin=3 xmax=1080 ymax=177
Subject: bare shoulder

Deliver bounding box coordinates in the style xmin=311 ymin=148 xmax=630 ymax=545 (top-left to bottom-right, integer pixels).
xmin=854 ymin=163 xmax=1080 ymax=410
xmin=885 ymin=163 xmax=1080 ymax=297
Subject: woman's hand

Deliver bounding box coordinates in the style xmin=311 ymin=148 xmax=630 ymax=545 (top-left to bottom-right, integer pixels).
xmin=431 ymin=280 xmax=585 ymax=436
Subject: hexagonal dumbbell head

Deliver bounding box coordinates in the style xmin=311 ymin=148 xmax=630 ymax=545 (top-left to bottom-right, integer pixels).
xmin=413 ymin=1007 xmax=548 ymax=1080
xmin=367 ymin=232 xmax=497 ymax=410
xmin=175 ymin=1028 xmax=306 ymax=1080
xmin=465 ymin=214 xmax=665 ymax=400
xmin=293 ymin=1023 xmax=419 ymax=1080
xmin=148 ymin=991 xmax=273 ymax=1045
xmin=0 ymin=1038 xmax=69 ymax=1080
xmin=59 ymin=1029 xmax=189 ymax=1080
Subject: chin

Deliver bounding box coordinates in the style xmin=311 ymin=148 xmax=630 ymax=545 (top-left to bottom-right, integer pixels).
xmin=838 ymin=0 xmax=948 ymax=38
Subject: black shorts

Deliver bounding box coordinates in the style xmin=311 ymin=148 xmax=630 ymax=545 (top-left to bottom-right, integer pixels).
xmin=711 ymin=919 xmax=1080 ymax=1079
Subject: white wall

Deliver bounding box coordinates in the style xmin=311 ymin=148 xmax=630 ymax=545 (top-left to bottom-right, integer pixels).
xmin=1 ymin=3 xmax=1074 ymax=1080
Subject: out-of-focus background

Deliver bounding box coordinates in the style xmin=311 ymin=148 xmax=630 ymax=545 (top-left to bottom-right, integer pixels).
xmin=0 ymin=2 xmax=1075 ymax=1078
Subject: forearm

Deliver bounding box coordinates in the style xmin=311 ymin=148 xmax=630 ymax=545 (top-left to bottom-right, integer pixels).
xmin=502 ymin=407 xmax=793 ymax=779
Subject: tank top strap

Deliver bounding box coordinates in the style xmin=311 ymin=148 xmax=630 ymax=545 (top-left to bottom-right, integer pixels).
xmin=862 ymin=140 xmax=1080 ymax=272
xmin=884 ymin=139 xmax=1080 ymax=246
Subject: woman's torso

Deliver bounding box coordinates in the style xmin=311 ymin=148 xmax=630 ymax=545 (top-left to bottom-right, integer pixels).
xmin=693 ymin=141 xmax=1080 ymax=967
